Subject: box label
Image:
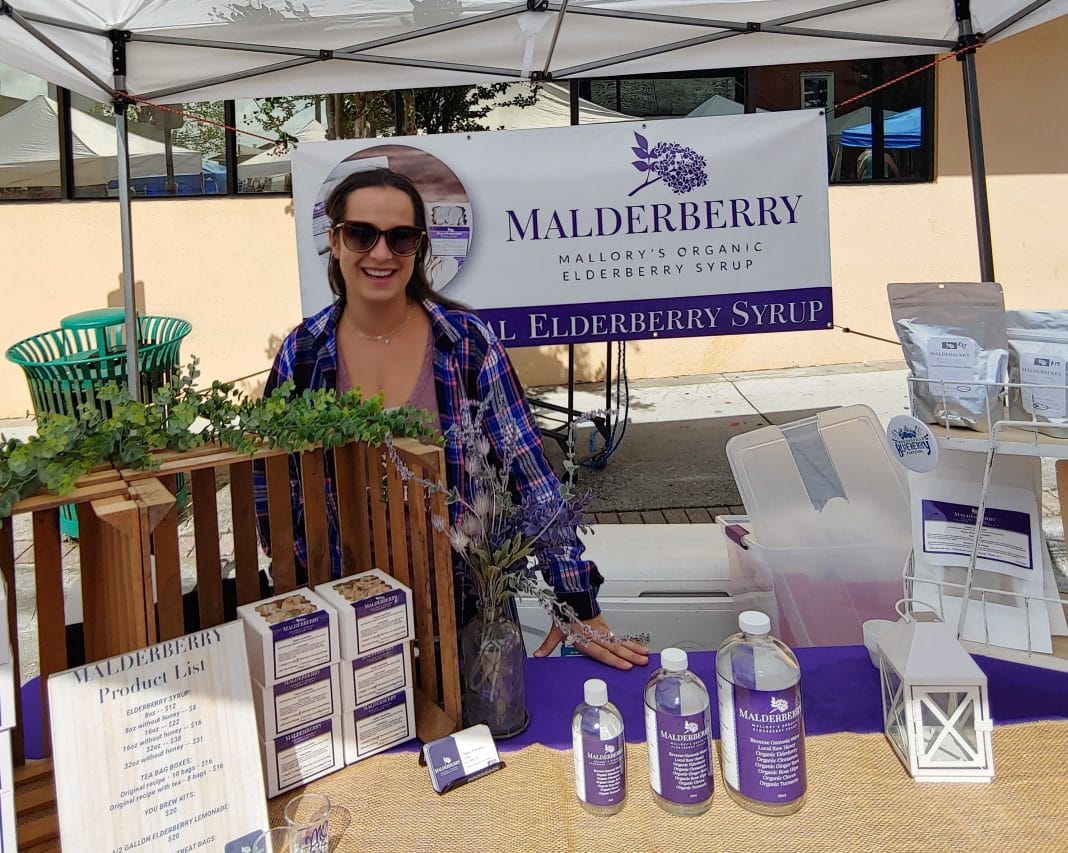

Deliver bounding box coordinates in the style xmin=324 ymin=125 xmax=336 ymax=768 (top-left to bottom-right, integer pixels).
xmin=275 ymin=720 xmax=337 ymax=790
xmin=271 ymin=612 xmax=332 ymax=679
xmin=273 ymin=666 xmax=336 ymax=733
xmin=353 ymin=691 xmax=412 ymax=756
xmin=354 ymin=591 xmax=409 ymax=652
xmin=351 ymin=645 xmax=406 ymax=704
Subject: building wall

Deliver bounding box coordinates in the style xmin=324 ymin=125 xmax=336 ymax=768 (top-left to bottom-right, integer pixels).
xmin=0 ymin=18 xmax=1065 ymax=416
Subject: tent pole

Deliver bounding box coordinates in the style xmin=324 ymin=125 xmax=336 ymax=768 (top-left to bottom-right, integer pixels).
xmin=956 ymin=2 xmax=995 ymax=282
xmin=111 ymin=30 xmax=142 ymax=401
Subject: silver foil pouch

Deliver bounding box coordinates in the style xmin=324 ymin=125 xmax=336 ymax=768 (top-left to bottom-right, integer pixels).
xmin=888 ymin=282 xmax=1008 ymax=432
xmin=1006 ymin=309 xmax=1068 ymax=438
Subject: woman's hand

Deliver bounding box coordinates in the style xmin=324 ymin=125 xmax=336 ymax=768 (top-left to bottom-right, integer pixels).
xmin=533 ymin=613 xmax=650 ymax=670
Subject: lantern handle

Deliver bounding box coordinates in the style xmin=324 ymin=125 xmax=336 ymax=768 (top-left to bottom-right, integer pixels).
xmin=894 ymin=597 xmax=943 ymax=623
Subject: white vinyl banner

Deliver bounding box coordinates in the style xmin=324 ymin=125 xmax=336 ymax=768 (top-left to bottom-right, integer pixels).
xmin=292 ymin=110 xmax=831 ymax=347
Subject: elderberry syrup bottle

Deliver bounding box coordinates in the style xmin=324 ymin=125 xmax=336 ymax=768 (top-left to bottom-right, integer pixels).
xmin=572 ymin=678 xmax=626 ymax=816
xmin=716 ymin=611 xmax=807 ymax=815
xmin=644 ymin=648 xmax=714 ymax=816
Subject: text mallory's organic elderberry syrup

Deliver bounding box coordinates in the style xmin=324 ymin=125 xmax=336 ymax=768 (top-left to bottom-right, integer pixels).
xmin=716 ymin=611 xmax=807 ymax=815
xmin=572 ymin=678 xmax=626 ymax=816
xmin=644 ymin=648 xmax=714 ymax=816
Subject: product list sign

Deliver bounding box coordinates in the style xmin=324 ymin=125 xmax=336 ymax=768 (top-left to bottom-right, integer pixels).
xmin=48 ymin=623 xmax=268 ymax=853
xmin=292 ymin=110 xmax=832 ymax=347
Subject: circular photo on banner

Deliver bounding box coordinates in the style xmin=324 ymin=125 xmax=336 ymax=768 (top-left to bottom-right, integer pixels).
xmin=311 ymin=144 xmax=471 ymax=293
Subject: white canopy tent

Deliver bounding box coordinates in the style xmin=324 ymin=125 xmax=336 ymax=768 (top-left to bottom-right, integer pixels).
xmin=1 ymin=0 xmax=1066 ymax=395
xmin=480 ymin=81 xmax=630 ymax=129
xmin=0 ymin=93 xmax=203 ymax=187
xmin=238 ymin=117 xmax=327 ymax=179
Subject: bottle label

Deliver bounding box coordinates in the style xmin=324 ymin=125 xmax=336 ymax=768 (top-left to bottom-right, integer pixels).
xmin=644 ymin=704 xmax=713 ymax=805
xmin=573 ymin=725 xmax=626 ymax=807
xmin=717 ymin=674 xmax=806 ymax=805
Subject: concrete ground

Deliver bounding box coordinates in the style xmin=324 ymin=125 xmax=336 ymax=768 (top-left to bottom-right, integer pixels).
xmin=2 ymin=359 xmax=1065 ymax=685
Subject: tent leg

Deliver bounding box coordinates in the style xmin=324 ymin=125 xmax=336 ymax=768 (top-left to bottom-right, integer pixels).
xmin=957 ymin=6 xmax=995 ymax=282
xmin=111 ymin=29 xmax=142 ymax=402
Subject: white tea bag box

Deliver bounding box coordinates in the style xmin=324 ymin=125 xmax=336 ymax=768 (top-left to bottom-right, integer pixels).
xmin=238 ymin=589 xmax=340 ymax=685
xmin=341 ymin=687 xmax=416 ymax=765
xmin=253 ymin=663 xmax=342 ymax=740
xmin=339 ymin=642 xmax=413 ymax=710
xmin=315 ymin=570 xmax=414 ymax=659
xmin=260 ymin=716 xmax=345 ymax=798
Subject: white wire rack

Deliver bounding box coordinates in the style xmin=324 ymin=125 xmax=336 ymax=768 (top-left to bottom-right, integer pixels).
xmin=901 ymin=375 xmax=1068 ymax=671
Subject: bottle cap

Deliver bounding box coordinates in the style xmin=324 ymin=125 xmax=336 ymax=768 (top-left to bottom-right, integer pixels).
xmin=583 ymin=678 xmax=608 ymax=706
xmin=661 ymin=647 xmax=688 ymax=672
xmin=739 ymin=610 xmax=771 ymax=635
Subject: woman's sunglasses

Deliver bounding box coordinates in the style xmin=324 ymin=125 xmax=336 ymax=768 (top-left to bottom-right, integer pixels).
xmin=332 ymin=221 xmax=425 ymax=256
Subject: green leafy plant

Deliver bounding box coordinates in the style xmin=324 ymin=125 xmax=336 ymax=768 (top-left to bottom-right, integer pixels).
xmin=0 ymin=359 xmax=437 ymax=524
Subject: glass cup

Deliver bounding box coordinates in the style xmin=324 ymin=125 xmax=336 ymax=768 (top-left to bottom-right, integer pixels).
xmin=251 ymin=827 xmax=297 ymax=853
xmin=284 ymin=792 xmax=332 ymax=853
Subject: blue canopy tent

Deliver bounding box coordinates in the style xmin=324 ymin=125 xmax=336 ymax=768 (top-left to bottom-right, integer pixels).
xmin=839 ymin=107 xmax=922 ymax=149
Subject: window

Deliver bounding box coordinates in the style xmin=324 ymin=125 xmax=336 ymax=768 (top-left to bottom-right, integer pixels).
xmin=0 ymin=55 xmax=934 ymax=202
xmin=0 ymin=64 xmax=61 ymax=200
xmin=581 ymin=57 xmax=934 ymax=184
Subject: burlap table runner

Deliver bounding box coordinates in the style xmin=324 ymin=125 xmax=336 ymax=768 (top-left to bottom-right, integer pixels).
xmin=264 ymin=720 xmax=1068 ymax=852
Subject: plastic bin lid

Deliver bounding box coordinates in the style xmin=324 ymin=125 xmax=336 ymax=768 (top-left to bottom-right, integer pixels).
xmin=725 ymin=404 xmax=910 ymax=550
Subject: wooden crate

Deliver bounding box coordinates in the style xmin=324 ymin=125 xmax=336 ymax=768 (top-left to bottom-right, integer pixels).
xmin=3 ymin=436 xmax=460 ymax=849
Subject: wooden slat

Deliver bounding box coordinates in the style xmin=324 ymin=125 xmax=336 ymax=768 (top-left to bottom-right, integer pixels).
xmin=229 ymin=460 xmax=263 ymax=607
xmin=406 ymin=477 xmax=438 ymax=703
xmin=333 ymin=443 xmax=363 ymax=576
xmin=592 ymin=512 xmax=620 ymax=524
xmin=146 ymin=474 xmax=184 ymax=641
xmin=88 ymin=498 xmax=151 ymax=658
xmin=385 ymin=460 xmax=412 ymax=590
xmin=352 ymin=444 xmax=373 ymax=571
xmin=32 ymin=509 xmax=65 ymax=758
xmin=661 ymin=508 xmax=691 ymax=523
xmin=190 ymin=467 xmax=224 ymax=628
xmin=300 ymin=449 xmax=331 ymax=587
xmin=265 ymin=454 xmax=297 ymax=592
xmin=16 ymin=812 xmax=59 ymax=849
xmin=685 ymin=507 xmax=715 ymax=523
xmin=618 ymin=511 xmax=643 ymax=524
xmin=0 ymin=522 xmax=24 ymax=765
xmin=368 ymin=446 xmax=390 ymax=570
xmin=640 ymin=510 xmax=666 ymax=523
xmin=426 ymin=455 xmax=461 ymax=726
xmin=12 ymin=480 xmax=127 ymax=515
xmin=13 ymin=758 xmax=52 ymax=784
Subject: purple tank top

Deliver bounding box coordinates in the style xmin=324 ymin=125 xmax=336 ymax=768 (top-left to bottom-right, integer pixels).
xmin=337 ymin=328 xmax=441 ymax=432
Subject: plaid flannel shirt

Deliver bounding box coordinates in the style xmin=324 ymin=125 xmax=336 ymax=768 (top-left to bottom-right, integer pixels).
xmin=253 ymin=299 xmax=602 ymax=620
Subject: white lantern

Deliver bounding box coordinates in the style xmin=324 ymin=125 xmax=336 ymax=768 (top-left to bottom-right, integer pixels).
xmin=877 ymin=615 xmax=994 ymax=783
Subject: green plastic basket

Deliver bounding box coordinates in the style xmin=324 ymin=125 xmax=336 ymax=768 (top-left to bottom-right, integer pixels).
xmin=6 ymin=314 xmax=191 ymax=419
xmin=6 ymin=313 xmax=192 ymax=536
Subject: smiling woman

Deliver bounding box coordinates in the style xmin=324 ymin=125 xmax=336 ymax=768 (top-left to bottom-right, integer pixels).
xmin=253 ymin=166 xmax=650 ymax=672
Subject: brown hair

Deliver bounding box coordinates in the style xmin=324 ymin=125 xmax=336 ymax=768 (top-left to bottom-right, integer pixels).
xmin=324 ymin=167 xmax=466 ymax=311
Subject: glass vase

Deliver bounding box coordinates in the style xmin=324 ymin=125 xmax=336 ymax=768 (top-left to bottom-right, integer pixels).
xmin=460 ymin=605 xmax=530 ymax=738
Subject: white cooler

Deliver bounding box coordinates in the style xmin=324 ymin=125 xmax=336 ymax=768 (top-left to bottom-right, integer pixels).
xmin=516 ymin=523 xmax=740 ymax=655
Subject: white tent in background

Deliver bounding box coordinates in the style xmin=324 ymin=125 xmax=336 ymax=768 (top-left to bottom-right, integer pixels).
xmin=238 ymin=117 xmax=327 ymax=179
xmin=480 ymin=82 xmax=630 ymax=129
xmin=0 ymin=94 xmax=203 ymax=187
xmin=687 ymin=94 xmax=745 ymax=117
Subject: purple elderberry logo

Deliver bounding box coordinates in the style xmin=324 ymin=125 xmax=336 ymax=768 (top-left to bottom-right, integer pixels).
xmin=628 ymin=131 xmax=708 ymax=197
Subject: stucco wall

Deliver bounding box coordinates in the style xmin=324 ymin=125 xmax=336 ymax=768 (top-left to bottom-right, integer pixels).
xmin=0 ymin=18 xmax=1065 ymax=416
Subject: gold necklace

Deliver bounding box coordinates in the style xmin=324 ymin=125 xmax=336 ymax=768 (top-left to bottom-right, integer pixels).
xmin=344 ymin=301 xmax=413 ymax=345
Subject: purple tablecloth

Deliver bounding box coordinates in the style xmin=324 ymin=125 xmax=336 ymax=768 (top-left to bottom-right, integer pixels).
xmin=21 ymin=644 xmax=1068 ymax=759
xmin=510 ymin=645 xmax=1068 ymax=752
